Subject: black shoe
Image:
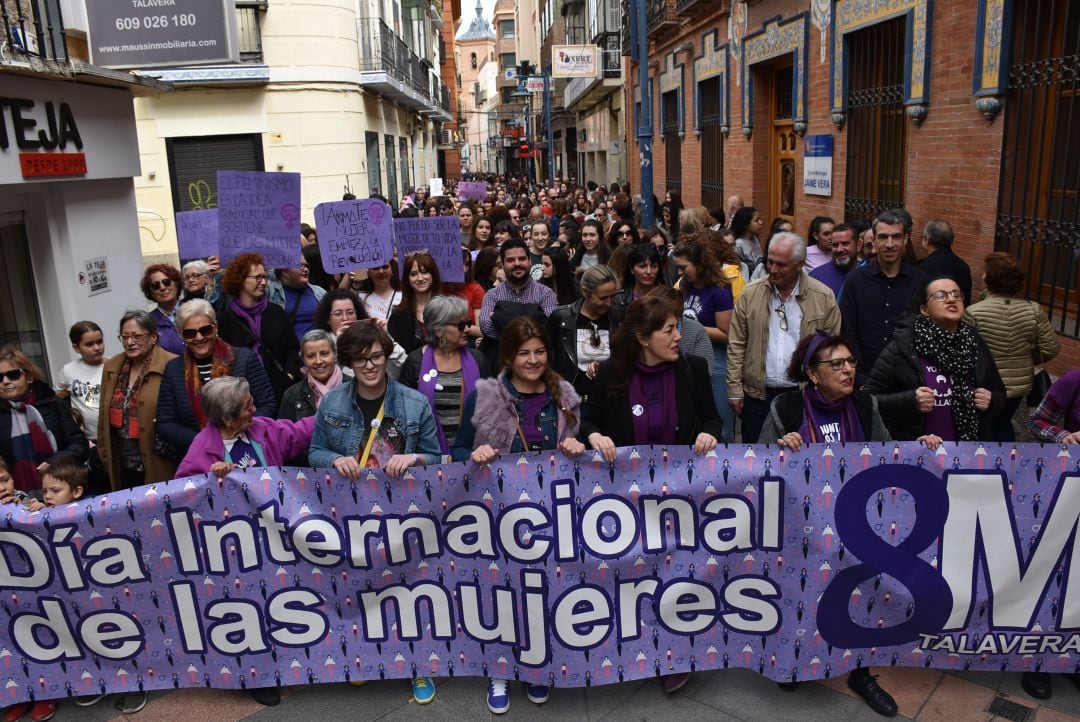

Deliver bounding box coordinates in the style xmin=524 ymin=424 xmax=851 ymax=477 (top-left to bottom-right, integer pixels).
xmin=247 ymin=687 xmax=281 ymax=707
xmin=777 ymin=682 xmax=801 ymax=691
xmin=847 ymin=671 xmax=898 ymax=717
xmin=1021 ymin=672 xmax=1052 ymax=700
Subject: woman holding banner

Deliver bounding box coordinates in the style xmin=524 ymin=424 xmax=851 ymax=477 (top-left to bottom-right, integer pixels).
xmin=398 ymin=295 xmax=488 ymax=456
xmin=756 ymin=330 xmax=898 ymax=717
xmin=388 ymin=253 xmax=442 ymax=355
xmin=451 ymin=316 xmax=585 ymax=714
xmin=308 ymin=321 xmax=440 ymax=704
xmin=580 ymin=294 xmax=721 ymax=694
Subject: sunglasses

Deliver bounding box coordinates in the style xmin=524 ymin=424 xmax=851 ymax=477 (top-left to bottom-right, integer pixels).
xmin=588 ymin=321 xmax=601 ymax=348
xmin=0 ymin=369 xmax=25 ymax=382
xmin=618 ymin=229 xmax=634 ymax=236
xmin=456 ymin=319 xmax=474 ymax=331
xmin=182 ymin=324 xmax=215 ymax=340
xmin=150 ymin=278 xmax=174 ymax=291
xmin=776 ymin=302 xmax=789 ymax=332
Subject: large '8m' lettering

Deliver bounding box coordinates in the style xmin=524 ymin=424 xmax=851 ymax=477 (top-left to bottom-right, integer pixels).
xmin=817 ymin=465 xmax=951 ymax=648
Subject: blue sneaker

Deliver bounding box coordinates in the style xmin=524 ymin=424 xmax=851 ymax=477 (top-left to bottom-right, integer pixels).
xmin=526 ymin=684 xmax=550 ymax=704
xmin=487 ymin=678 xmax=510 ymax=714
xmin=412 ymin=676 xmax=436 ymax=704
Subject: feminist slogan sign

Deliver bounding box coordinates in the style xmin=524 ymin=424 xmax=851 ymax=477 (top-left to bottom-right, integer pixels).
xmin=314 ymin=199 xmax=395 ymax=274
xmin=217 ymin=171 xmax=302 ymax=269
xmin=0 ymin=442 xmax=1077 ymax=703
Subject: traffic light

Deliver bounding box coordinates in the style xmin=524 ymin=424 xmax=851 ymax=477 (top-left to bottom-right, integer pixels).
xmin=518 ymin=140 xmax=530 ymax=157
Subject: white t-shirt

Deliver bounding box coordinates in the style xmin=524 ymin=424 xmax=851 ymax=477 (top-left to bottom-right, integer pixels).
xmin=360 ymin=290 xmax=402 ymax=321
xmin=56 ymin=359 xmax=103 ymax=440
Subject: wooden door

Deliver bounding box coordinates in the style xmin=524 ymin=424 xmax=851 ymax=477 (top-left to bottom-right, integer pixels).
xmin=770 ymin=64 xmax=796 ymax=226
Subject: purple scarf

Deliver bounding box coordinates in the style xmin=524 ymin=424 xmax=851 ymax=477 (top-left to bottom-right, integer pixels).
xmin=799 ymin=387 xmax=864 ymax=443
xmin=419 ymin=346 xmax=481 ymax=454
xmin=628 ymin=360 xmax=678 ymax=445
xmin=228 ymin=295 xmax=269 ymax=362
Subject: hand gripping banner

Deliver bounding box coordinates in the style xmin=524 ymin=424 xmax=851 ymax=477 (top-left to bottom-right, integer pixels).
xmin=0 ymin=441 xmax=1077 ymax=703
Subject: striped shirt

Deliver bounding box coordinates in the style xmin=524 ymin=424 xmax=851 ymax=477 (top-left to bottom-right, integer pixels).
xmin=433 ymin=369 xmax=464 ymax=447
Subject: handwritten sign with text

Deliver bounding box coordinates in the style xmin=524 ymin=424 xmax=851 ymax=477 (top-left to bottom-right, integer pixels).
xmin=175 ymin=209 xmax=219 ymax=260
xmin=314 ymin=199 xmax=394 ymax=274
xmin=217 ymin=171 xmax=302 ymax=268
xmin=393 ymin=216 xmax=465 ymax=283
xmin=457 ymin=181 xmax=488 ymax=201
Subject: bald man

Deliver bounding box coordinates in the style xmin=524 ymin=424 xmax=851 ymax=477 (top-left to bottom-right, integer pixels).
xmin=726 ymin=194 xmax=745 ymax=224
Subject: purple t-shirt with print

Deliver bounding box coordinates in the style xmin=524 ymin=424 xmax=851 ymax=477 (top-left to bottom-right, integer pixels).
xmin=683 ymin=285 xmax=733 ymax=328
xmin=921 ymin=358 xmax=957 ymax=439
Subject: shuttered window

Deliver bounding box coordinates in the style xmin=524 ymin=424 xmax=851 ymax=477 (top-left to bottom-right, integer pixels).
xmin=166 ymin=134 xmax=264 ymax=212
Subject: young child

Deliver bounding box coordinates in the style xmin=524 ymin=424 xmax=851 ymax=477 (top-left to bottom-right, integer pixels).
xmin=2 ymin=461 xmax=87 ymax=721
xmin=0 ymin=459 xmax=32 ymax=507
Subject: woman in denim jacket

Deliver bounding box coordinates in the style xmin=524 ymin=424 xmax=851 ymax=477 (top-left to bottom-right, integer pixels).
xmin=450 ymin=316 xmax=585 ymax=714
xmin=309 ymin=323 xmax=441 ymax=479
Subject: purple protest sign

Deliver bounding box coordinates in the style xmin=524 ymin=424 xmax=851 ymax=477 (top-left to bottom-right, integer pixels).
xmin=457 ymin=181 xmax=488 ymax=201
xmin=0 ymin=442 xmax=1075 ymax=704
xmin=394 ymin=216 xmax=465 ymax=282
xmin=175 ymin=209 xmax=219 ymax=260
xmin=217 ymin=170 xmax=302 ymax=269
xmin=314 ymin=199 xmax=395 ymax=274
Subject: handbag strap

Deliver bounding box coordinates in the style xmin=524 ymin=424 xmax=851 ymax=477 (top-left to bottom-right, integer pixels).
xmin=1030 ymin=300 xmax=1044 ymax=366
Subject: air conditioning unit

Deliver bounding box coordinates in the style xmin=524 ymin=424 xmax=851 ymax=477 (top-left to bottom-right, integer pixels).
xmin=438 ymin=129 xmax=453 ymax=145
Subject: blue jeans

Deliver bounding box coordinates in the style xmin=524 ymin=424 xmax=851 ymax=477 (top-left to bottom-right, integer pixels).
xmin=712 ymin=344 xmax=736 ymax=444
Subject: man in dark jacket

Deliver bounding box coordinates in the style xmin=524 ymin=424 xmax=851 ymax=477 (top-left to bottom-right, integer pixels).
xmin=917 ymin=220 xmax=972 ymax=307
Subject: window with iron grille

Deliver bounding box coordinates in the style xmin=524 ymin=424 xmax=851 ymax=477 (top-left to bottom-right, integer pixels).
xmin=699 ymin=76 xmax=724 ymax=213
xmin=995 ymin=0 xmax=1080 ymax=337
xmin=385 ymin=135 xmax=399 ymax=204
xmin=662 ymin=90 xmax=681 ymax=195
xmin=366 ymin=131 xmax=382 ymax=195
xmin=400 ymin=137 xmax=411 ymax=196
xmin=843 ymin=17 xmax=906 ymax=227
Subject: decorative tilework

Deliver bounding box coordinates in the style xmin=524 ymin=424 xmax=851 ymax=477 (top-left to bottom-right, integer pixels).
xmin=740 ymin=13 xmax=809 ymax=137
xmin=692 ymin=29 xmax=730 ymax=134
xmin=828 ymin=0 xmax=934 ymax=115
xmin=658 ymin=50 xmax=685 ymax=135
xmin=973 ymin=0 xmax=1010 ymax=97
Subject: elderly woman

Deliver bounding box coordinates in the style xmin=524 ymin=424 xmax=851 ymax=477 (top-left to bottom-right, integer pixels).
xmin=98 ymin=311 xmax=177 ymax=490
xmin=0 ymin=346 xmax=88 ymax=492
xmin=216 ymin=252 xmax=301 ymax=400
xmin=864 ymin=277 xmax=1007 ymax=445
xmin=156 ymin=299 xmax=277 ymax=458
xmin=398 ymin=295 xmax=488 ymax=455
xmin=279 ymin=329 xmax=344 ymax=422
xmin=757 ymin=330 xmax=897 ymax=716
xmin=965 ymin=252 xmax=1060 ymax=441
xmin=142 ymin=264 xmax=186 ymax=355
xmin=180 ymin=258 xmax=221 ymax=304
xmin=177 ymin=377 xmax=315 ymax=478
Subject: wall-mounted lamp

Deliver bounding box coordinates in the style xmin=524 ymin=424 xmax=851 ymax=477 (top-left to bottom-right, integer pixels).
xmin=276 ymin=162 xmax=285 ymax=170
xmin=147 ymin=170 xmax=156 ymax=179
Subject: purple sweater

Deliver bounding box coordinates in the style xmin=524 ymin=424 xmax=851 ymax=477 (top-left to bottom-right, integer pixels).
xmin=177 ymin=415 xmax=315 ymax=477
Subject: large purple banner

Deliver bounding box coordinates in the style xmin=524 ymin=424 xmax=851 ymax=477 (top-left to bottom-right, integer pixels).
xmin=0 ymin=442 xmax=1076 ymax=703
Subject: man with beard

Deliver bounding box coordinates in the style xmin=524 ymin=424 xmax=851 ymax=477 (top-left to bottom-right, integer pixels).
xmin=810 ymin=223 xmax=857 ymax=298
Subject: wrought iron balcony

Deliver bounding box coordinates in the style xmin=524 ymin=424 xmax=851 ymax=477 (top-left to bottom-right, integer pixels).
xmin=357 ymin=17 xmax=451 ymax=121
xmin=676 ymin=0 xmax=723 ymax=17
xmin=1 ymin=0 xmax=69 ymax=64
xmin=646 ymin=0 xmax=677 ymax=36
xmin=598 ymin=31 xmax=621 ymax=78
xmin=621 ymin=0 xmax=631 ymax=56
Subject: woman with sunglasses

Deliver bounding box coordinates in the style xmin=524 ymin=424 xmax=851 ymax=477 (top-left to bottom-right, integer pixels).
xmin=0 ymin=346 xmax=88 ymax=494
xmin=96 ymin=311 xmax=176 ymax=490
xmin=756 ymin=331 xmax=898 ymax=716
xmin=443 ymin=248 xmax=485 ymax=341
xmin=156 ymin=299 xmax=277 ymax=457
xmin=607 ymin=220 xmax=640 ymax=251
xmin=547 ymin=264 xmax=619 ymax=403
xmin=142 ymin=264 xmax=186 ymax=355
xmin=450 ymin=316 xmax=584 ymax=714
xmin=864 ymin=277 xmax=1006 ymax=445
xmin=398 ymin=295 xmax=488 ymax=456
xmin=216 ymin=253 xmax=302 ymax=401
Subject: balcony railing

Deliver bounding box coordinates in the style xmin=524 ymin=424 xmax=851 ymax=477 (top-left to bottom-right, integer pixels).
xmin=440 ymin=84 xmax=451 ymax=113
xmin=357 ymin=17 xmax=451 ymax=119
xmin=646 ymin=0 xmax=677 ymax=35
xmin=621 ymin=0 xmax=631 ymax=56
xmin=598 ymin=31 xmax=620 ymax=78
xmin=1 ymin=0 xmax=68 ymax=64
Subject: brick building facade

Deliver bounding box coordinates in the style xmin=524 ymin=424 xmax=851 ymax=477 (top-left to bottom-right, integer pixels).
xmin=623 ymin=0 xmax=1080 ymax=375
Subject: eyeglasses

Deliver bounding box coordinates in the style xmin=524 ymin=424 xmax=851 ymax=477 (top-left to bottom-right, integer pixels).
xmin=815 ymin=357 xmax=858 ymax=371
xmin=776 ymin=302 xmax=789 ymax=332
xmin=0 ymin=369 xmax=25 ymax=382
xmin=181 ymin=324 xmax=215 ymax=340
xmin=353 ymin=353 xmax=387 ymax=368
xmin=245 ymin=274 xmax=269 ymax=283
xmin=119 ymin=332 xmax=150 ymax=344
xmin=330 ymin=309 xmax=358 ymax=319
xmin=455 ymin=319 xmax=474 ymax=331
xmin=928 ymin=290 xmax=964 ymax=303
xmin=150 ymin=279 xmax=173 ymax=291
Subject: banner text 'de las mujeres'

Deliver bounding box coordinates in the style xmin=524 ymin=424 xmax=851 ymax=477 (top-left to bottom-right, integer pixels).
xmin=0 ymin=441 xmax=1076 ymax=702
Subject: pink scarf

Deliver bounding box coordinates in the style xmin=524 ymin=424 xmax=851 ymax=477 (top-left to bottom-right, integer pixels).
xmin=303 ymin=364 xmax=344 ymax=409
